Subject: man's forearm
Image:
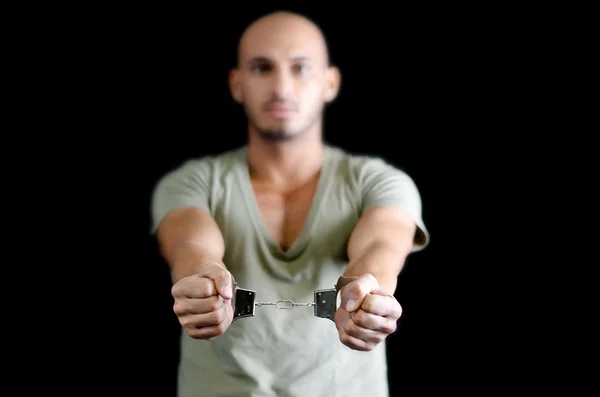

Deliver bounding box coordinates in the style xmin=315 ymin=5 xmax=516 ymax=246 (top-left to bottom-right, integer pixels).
xmin=343 ymin=241 xmax=408 ymax=294
xmin=155 ymin=208 xmax=227 ymax=284
xmin=167 ymin=241 xmax=226 ymax=283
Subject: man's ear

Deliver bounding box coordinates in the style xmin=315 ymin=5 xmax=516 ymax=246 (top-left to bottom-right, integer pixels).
xmin=324 ymin=65 xmax=341 ymax=103
xmin=228 ymin=68 xmax=243 ymax=103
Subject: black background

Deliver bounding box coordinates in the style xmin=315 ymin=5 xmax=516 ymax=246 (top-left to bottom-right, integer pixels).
xmin=31 ymin=3 xmax=551 ymax=396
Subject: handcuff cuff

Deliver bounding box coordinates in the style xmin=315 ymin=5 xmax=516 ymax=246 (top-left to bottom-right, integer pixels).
xmin=231 ymin=276 xmax=359 ymax=322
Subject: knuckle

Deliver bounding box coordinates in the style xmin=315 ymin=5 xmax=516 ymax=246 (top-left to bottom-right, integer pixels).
xmin=374 ymin=332 xmax=386 ymax=344
xmin=180 ymin=316 xmax=194 ymax=328
xmin=206 ymin=296 xmax=222 ymax=312
xmin=197 ymin=279 xmax=214 ymax=296
xmin=212 ymin=308 xmax=226 ymax=324
xmin=339 ymin=332 xmax=352 ymax=346
xmin=353 ymin=310 xmax=367 ymax=327
xmin=361 ymin=296 xmax=375 ymax=312
xmin=171 ymin=283 xmax=182 ymax=297
xmin=187 ymin=329 xmax=204 ymax=339
xmin=386 ymin=320 xmax=398 ymax=334
xmin=173 ymin=301 xmax=184 ymax=315
xmin=214 ymin=321 xmax=228 ymax=336
xmin=217 ymin=270 xmax=231 ymax=285
xmin=344 ymin=321 xmax=357 ymax=337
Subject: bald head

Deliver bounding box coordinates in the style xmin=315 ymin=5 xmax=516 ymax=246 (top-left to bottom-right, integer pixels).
xmin=228 ymin=11 xmax=340 ymax=143
xmin=237 ymin=11 xmax=330 ymax=68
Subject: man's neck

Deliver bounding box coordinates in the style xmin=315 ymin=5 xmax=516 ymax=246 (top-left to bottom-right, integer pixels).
xmin=247 ymin=134 xmax=325 ymax=188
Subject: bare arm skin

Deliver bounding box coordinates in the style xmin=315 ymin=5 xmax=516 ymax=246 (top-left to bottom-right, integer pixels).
xmin=156 ymin=206 xmax=235 ymax=339
xmin=156 ymin=207 xmax=227 ymax=284
xmin=335 ymin=205 xmax=417 ymax=351
xmin=344 ymin=205 xmax=417 ymax=294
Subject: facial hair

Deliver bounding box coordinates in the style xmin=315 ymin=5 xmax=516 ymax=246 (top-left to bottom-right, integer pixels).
xmin=245 ymin=99 xmax=325 ymax=143
xmin=249 ymin=121 xmax=297 ymax=142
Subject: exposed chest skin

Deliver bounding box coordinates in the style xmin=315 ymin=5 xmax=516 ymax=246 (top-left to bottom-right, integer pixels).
xmin=251 ymin=174 xmax=320 ymax=252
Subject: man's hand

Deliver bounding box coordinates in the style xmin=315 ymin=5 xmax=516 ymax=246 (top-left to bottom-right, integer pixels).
xmin=334 ymin=273 xmax=402 ymax=351
xmin=171 ymin=263 xmax=234 ymax=340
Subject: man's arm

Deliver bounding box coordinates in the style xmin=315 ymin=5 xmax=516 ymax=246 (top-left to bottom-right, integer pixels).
xmin=334 ymin=157 xmax=427 ymax=351
xmin=344 ymin=205 xmax=417 ymax=294
xmin=335 ymin=205 xmax=416 ymax=351
xmin=156 ymin=206 xmax=226 ymax=284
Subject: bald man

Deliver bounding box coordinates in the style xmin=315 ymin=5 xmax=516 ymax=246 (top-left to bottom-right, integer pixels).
xmin=152 ymin=11 xmax=429 ymax=397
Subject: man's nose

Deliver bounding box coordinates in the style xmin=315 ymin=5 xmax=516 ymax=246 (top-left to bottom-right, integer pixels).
xmin=272 ymin=69 xmax=293 ymax=97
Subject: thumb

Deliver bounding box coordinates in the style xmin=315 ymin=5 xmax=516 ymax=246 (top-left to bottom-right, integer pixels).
xmin=198 ymin=263 xmax=234 ymax=300
xmin=340 ymin=273 xmax=379 ymax=313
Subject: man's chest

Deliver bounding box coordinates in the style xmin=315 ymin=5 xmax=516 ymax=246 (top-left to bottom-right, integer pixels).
xmin=251 ymin=178 xmax=318 ymax=252
xmin=211 ymin=170 xmax=361 ymax=265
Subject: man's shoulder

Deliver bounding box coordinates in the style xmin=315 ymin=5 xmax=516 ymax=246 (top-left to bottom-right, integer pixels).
xmin=168 ymin=146 xmax=246 ymax=176
xmin=325 ymin=145 xmax=405 ymax=177
xmin=183 ymin=145 xmax=245 ymax=166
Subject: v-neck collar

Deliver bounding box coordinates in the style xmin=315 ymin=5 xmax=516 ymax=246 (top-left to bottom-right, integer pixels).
xmin=235 ymin=145 xmax=334 ymax=261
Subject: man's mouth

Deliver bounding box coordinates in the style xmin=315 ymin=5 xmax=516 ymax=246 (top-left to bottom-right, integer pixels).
xmin=265 ymin=105 xmax=294 ymax=118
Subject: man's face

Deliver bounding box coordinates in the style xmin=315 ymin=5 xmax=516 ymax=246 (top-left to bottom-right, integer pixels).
xmin=230 ymin=17 xmax=339 ymax=142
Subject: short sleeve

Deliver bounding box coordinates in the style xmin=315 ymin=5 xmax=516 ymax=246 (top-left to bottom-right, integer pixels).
xmin=354 ymin=157 xmax=430 ymax=252
xmin=150 ymin=158 xmax=213 ymax=234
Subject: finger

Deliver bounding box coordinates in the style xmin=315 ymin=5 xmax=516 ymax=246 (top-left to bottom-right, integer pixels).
xmin=172 ymin=276 xmax=216 ymax=299
xmin=173 ymin=295 xmax=225 ymax=316
xmin=350 ymin=309 xmax=398 ymax=335
xmin=186 ymin=305 xmax=233 ymax=340
xmin=340 ymin=273 xmax=379 ymax=313
xmin=360 ymin=294 xmax=402 ymax=318
xmin=187 ymin=323 xmax=228 ymax=340
xmin=343 ymin=317 xmax=385 ymax=344
xmin=338 ymin=330 xmax=377 ymax=352
xmin=198 ymin=265 xmax=233 ymax=300
xmin=180 ymin=306 xmax=229 ymax=329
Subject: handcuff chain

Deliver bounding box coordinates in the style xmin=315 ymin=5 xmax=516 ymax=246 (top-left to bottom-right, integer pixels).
xmin=255 ymin=299 xmax=315 ymax=309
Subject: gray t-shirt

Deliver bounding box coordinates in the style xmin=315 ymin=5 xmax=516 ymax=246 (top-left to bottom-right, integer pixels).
xmin=151 ymin=145 xmax=429 ymax=397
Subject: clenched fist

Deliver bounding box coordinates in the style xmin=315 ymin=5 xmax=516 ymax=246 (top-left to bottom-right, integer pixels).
xmin=335 ymin=273 xmax=402 ymax=351
xmin=171 ymin=263 xmax=235 ymax=340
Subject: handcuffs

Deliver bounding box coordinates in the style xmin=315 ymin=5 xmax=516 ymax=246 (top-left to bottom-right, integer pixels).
xmin=231 ymin=276 xmax=359 ymax=322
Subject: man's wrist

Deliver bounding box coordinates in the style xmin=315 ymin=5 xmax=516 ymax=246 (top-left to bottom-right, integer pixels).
xmin=170 ymin=242 xmax=225 ymax=283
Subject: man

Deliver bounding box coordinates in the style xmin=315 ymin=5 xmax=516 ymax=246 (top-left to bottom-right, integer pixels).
xmin=151 ymin=10 xmax=429 ymax=397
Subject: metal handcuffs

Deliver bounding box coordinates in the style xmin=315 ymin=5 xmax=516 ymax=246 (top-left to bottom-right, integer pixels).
xmin=231 ymin=276 xmax=359 ymax=322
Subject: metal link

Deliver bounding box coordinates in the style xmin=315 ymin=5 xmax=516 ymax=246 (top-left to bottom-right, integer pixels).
xmin=255 ymin=300 xmax=315 ymax=309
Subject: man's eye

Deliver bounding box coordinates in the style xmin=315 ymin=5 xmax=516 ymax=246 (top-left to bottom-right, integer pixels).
xmin=252 ymin=64 xmax=270 ymax=73
xmin=294 ymin=64 xmax=309 ymax=73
